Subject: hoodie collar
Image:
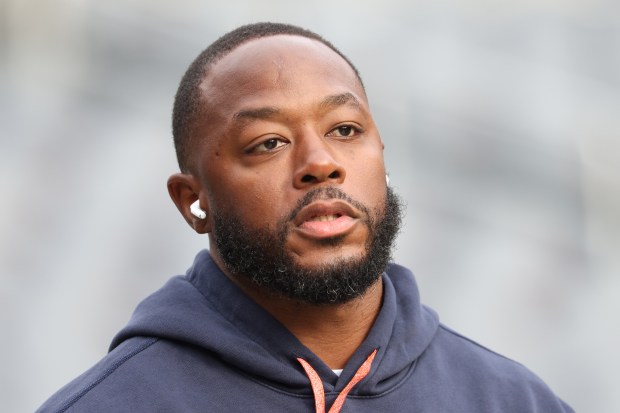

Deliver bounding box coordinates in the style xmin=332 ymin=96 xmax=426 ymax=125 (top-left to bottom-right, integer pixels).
xmin=111 ymin=250 xmax=439 ymax=396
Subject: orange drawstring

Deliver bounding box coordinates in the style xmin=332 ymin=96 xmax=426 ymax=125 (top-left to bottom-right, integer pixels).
xmin=297 ymin=349 xmax=378 ymax=413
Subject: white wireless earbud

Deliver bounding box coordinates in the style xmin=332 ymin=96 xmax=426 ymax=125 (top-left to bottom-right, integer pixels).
xmin=190 ymin=200 xmax=206 ymax=219
xmin=386 ymin=174 xmax=390 ymax=185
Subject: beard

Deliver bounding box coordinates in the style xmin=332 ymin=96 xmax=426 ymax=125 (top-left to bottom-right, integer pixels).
xmin=211 ymin=186 xmax=403 ymax=305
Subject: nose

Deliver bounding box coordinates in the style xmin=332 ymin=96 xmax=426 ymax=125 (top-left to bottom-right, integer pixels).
xmin=293 ymin=136 xmax=346 ymax=189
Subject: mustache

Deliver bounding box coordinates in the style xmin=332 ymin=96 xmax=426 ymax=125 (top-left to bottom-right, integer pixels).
xmin=284 ymin=186 xmax=372 ymax=224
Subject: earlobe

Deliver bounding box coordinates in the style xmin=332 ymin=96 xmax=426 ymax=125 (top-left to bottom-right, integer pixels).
xmin=167 ymin=173 xmax=212 ymax=234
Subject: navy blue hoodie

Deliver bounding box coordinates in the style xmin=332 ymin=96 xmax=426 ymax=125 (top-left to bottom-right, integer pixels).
xmin=38 ymin=250 xmax=573 ymax=412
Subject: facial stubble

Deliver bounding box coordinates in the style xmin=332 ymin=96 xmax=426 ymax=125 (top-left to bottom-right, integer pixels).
xmin=212 ymin=186 xmax=403 ymax=305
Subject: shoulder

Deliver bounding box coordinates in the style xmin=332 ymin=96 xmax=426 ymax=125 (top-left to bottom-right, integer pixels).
xmin=420 ymin=322 xmax=574 ymax=412
xmin=36 ymin=337 xmax=160 ymax=412
xmin=434 ymin=323 xmax=530 ymax=373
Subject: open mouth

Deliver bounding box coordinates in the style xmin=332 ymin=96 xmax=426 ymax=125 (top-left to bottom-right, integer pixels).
xmin=293 ymin=201 xmax=359 ymax=238
xmin=308 ymin=214 xmax=342 ymax=222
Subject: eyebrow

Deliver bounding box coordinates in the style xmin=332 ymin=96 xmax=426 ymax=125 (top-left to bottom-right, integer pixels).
xmin=318 ymin=92 xmax=362 ymax=111
xmin=233 ymin=107 xmax=281 ymax=123
xmin=231 ymin=92 xmax=363 ymax=124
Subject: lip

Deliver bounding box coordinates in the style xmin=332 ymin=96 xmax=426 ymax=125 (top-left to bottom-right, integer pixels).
xmin=292 ymin=200 xmax=360 ymax=239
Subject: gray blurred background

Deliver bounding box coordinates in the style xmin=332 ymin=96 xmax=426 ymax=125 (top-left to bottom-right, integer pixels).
xmin=1 ymin=0 xmax=619 ymax=411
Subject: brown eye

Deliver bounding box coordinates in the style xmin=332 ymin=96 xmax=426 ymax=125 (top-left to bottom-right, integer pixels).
xmin=248 ymin=137 xmax=288 ymax=154
xmin=337 ymin=126 xmax=354 ymax=136
xmin=328 ymin=124 xmax=362 ymax=138
xmin=263 ymin=139 xmax=279 ymax=150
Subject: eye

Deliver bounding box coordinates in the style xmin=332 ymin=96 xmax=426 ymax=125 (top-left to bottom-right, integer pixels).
xmin=247 ymin=137 xmax=288 ymax=154
xmin=327 ymin=124 xmax=362 ymax=138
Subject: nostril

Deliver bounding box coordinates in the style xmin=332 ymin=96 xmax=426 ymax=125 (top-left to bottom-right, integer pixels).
xmin=298 ymin=170 xmax=341 ymax=185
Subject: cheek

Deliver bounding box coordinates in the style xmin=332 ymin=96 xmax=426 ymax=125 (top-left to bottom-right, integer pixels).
xmin=349 ymin=148 xmax=385 ymax=184
xmin=346 ymin=152 xmax=387 ymax=209
xmin=209 ymin=170 xmax=289 ymax=225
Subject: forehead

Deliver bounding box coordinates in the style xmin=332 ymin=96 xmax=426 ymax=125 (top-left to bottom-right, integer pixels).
xmin=198 ymin=35 xmax=366 ymax=119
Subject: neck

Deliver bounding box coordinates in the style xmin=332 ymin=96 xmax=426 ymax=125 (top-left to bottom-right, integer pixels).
xmin=260 ymin=280 xmax=383 ymax=369
xmin=219 ymin=261 xmax=383 ymax=368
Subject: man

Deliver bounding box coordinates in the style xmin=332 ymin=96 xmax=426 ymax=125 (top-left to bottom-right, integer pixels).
xmin=38 ymin=23 xmax=573 ymax=412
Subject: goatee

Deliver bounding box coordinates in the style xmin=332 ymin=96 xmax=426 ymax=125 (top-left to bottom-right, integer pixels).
xmin=211 ymin=186 xmax=403 ymax=305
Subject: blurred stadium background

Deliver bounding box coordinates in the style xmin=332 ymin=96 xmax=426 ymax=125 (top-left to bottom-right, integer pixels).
xmin=1 ymin=0 xmax=618 ymax=411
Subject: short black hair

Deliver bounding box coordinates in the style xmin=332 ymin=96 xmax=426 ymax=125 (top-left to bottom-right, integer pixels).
xmin=171 ymin=22 xmax=363 ymax=173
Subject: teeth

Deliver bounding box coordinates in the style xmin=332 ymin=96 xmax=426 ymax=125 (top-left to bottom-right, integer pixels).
xmin=311 ymin=214 xmax=339 ymax=222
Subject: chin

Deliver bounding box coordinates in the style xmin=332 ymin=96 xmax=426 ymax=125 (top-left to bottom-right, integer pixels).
xmin=291 ymin=245 xmax=368 ymax=269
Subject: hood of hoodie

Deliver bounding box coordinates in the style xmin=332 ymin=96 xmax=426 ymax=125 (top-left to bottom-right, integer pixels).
xmin=110 ymin=250 xmax=439 ymax=396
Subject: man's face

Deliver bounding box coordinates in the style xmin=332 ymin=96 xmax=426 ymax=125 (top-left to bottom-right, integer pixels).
xmin=191 ymin=35 xmax=396 ymax=300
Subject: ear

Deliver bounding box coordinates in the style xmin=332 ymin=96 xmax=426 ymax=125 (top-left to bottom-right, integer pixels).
xmin=167 ymin=173 xmax=212 ymax=234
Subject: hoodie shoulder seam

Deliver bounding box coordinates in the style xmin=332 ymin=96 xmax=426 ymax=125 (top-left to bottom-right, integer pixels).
xmin=437 ymin=323 xmax=528 ymax=368
xmin=56 ymin=337 xmax=159 ymax=412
